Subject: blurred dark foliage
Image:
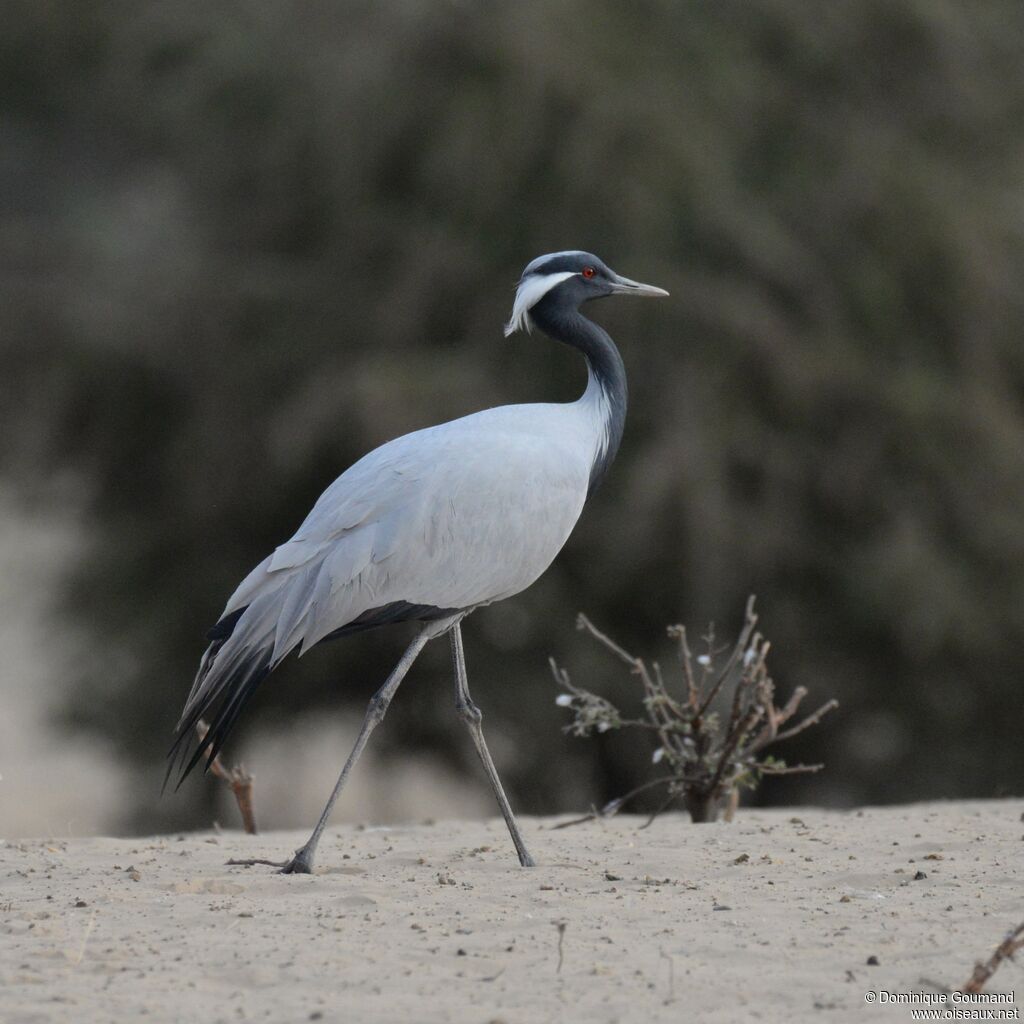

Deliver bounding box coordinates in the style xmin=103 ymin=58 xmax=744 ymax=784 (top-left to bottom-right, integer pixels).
xmin=3 ymin=0 xmax=1024 ymax=830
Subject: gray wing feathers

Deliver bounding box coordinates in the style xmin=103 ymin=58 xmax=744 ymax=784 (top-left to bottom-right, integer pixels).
xmin=271 ymin=562 xmax=319 ymax=661
xmin=267 ymin=539 xmax=328 ymax=573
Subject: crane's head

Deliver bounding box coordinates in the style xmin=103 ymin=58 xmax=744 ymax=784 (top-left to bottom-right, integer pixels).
xmin=504 ymin=251 xmax=668 ymax=337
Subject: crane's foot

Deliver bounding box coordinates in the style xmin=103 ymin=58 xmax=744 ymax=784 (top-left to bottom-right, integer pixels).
xmin=279 ymin=846 xmax=315 ymax=874
xmin=226 ymin=846 xmax=316 ymax=874
xmin=519 ymin=851 xmax=537 ymax=868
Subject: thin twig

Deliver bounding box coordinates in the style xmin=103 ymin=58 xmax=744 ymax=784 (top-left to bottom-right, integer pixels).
xmin=705 ymin=704 xmax=760 ymax=800
xmin=757 ymin=761 xmax=824 ymax=775
xmin=549 ymin=807 xmax=602 ymax=831
xmin=695 ymin=596 xmax=758 ymax=719
xmin=962 ymin=922 xmax=1024 ymax=994
xmin=668 ymin=624 xmax=699 ymax=709
xmin=576 ymin=614 xmax=639 ymax=668
xmin=549 ymin=777 xmax=676 ymax=829
xmin=723 ymin=786 xmax=740 ymax=822
xmin=195 ymin=719 xmax=258 ymax=834
xmin=554 ymin=920 xmax=567 ymax=974
xmin=68 ymin=911 xmax=97 ymax=966
xmin=600 ymin=777 xmax=678 ymax=816
xmin=638 ymin=790 xmax=678 ymax=829
xmin=774 ymin=685 xmax=809 ymax=727
xmin=771 ymin=699 xmax=839 ymax=745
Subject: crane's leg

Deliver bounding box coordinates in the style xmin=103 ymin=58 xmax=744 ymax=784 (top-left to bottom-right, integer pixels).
xmin=450 ymin=622 xmax=536 ymax=867
xmin=231 ymin=622 xmax=442 ymax=875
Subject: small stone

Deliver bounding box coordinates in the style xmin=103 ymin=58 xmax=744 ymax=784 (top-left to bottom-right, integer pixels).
xmin=867 ymin=955 xmax=880 ymax=966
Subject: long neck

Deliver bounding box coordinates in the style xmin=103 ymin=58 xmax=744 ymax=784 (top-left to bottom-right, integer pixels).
xmin=528 ymin=299 xmax=628 ymax=495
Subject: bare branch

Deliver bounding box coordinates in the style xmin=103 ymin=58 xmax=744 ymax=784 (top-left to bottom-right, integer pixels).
xmin=774 ymin=685 xmax=809 ymax=727
xmin=549 ymin=777 xmax=676 ymax=829
xmin=962 ymin=921 xmax=1024 ymax=994
xmin=576 ymin=613 xmax=641 ymax=667
xmin=549 ymin=807 xmax=602 ymax=831
xmin=638 ymin=790 xmax=679 ymax=829
xmin=195 ymin=719 xmax=258 ymax=834
xmin=706 ymin=704 xmax=760 ymax=799
xmin=600 ymin=776 xmax=677 ymax=816
xmin=772 ymin=699 xmax=839 ymax=744
xmin=756 ymin=761 xmax=824 ymax=775
xmin=695 ymin=596 xmax=759 ymax=719
xmin=667 ymin=623 xmax=699 ymax=709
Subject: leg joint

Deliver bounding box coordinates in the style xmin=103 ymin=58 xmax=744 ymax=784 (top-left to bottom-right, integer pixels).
xmin=456 ymin=698 xmax=482 ymax=726
xmin=367 ymin=693 xmax=390 ymax=724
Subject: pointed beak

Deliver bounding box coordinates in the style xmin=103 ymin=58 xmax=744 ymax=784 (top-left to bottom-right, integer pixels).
xmin=609 ymin=273 xmax=669 ymax=298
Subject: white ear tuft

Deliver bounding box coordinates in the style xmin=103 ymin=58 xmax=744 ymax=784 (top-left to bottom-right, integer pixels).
xmin=504 ymin=271 xmax=577 ymax=337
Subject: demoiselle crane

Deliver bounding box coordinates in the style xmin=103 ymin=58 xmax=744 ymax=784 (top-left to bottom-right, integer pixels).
xmin=169 ymin=251 xmax=668 ymax=873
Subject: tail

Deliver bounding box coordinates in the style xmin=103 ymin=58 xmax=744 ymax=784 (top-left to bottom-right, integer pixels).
xmin=165 ymin=597 xmax=281 ymax=791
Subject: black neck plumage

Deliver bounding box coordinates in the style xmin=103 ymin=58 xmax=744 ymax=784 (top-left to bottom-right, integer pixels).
xmin=528 ymin=299 xmax=628 ymax=496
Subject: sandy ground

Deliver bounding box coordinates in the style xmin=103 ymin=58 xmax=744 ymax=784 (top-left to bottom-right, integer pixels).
xmin=2 ymin=801 xmax=1021 ymax=1023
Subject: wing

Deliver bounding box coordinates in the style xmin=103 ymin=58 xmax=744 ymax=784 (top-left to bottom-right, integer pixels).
xmin=169 ymin=402 xmax=597 ymax=781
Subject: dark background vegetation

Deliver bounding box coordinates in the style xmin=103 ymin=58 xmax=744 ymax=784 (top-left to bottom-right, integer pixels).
xmin=4 ymin=1 xmax=1023 ymax=831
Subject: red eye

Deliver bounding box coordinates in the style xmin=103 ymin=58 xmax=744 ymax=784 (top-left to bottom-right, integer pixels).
xmin=582 ymin=266 xmax=596 ymax=279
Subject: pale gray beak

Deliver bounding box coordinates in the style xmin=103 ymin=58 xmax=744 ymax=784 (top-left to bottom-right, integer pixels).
xmin=610 ymin=273 xmax=670 ymax=298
